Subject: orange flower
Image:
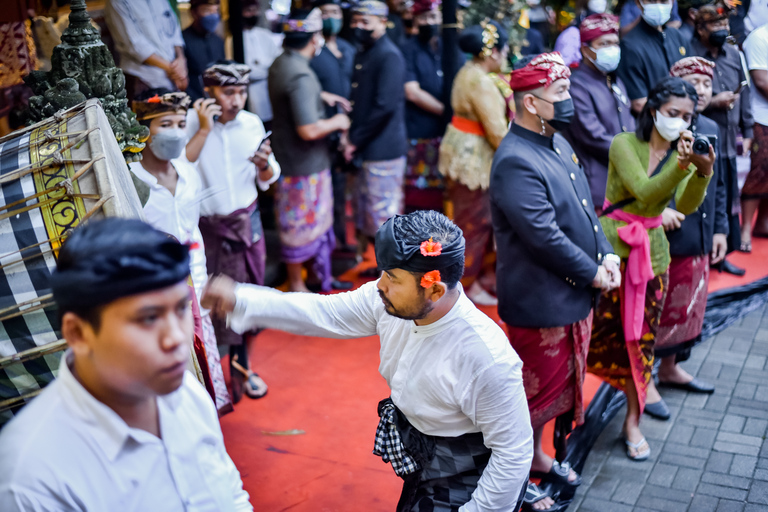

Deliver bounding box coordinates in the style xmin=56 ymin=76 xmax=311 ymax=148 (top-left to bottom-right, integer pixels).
xmin=146 ymin=95 xmax=162 ymax=103
xmin=420 ymin=270 xmax=441 ymax=288
xmin=420 ymin=237 xmax=442 ymax=257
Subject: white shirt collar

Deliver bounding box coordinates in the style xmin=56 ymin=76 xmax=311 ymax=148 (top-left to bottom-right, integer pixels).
xmin=57 ymin=350 xmax=184 ymax=462
xmin=409 ymin=283 xmax=467 ymax=336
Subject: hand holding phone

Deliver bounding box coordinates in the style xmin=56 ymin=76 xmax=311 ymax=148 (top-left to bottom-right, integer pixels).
xmin=734 ymin=80 xmax=747 ymax=94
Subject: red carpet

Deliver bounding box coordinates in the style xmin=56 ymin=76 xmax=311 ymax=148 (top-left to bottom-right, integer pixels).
xmin=220 ymin=238 xmax=768 ymax=511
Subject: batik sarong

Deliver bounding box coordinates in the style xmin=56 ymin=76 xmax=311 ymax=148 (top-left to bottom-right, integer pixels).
xmin=656 ymin=255 xmax=708 ymax=361
xmin=276 ymin=169 xmax=336 ymax=291
xmin=405 ymin=137 xmax=444 ymax=213
xmin=742 ymin=123 xmax=768 ymax=199
xmin=446 ymin=181 xmax=494 ymax=284
xmin=588 ymin=262 xmax=668 ymax=413
xmin=506 ymin=313 xmax=593 ymax=430
xmin=373 ymin=398 xmax=521 ymax=512
xmin=355 ymin=156 xmax=406 ymax=238
xmin=198 ymin=201 xmax=265 ymax=346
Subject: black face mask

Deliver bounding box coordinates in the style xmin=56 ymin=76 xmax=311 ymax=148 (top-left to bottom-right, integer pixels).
xmin=353 ymin=27 xmax=375 ymax=47
xmin=403 ymin=18 xmax=414 ymax=28
xmin=708 ymin=29 xmax=728 ymax=47
xmin=417 ymin=24 xmax=440 ymax=43
xmin=243 ymin=15 xmax=259 ymax=29
xmin=535 ymin=96 xmax=575 ymax=131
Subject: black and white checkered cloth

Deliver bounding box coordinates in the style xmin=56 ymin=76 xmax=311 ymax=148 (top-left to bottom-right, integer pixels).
xmin=373 ymin=399 xmax=421 ymax=477
xmin=0 ymin=131 xmax=62 ymax=427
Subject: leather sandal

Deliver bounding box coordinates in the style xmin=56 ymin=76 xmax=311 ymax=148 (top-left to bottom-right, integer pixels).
xmin=521 ymin=482 xmax=566 ymax=512
xmin=530 ymin=460 xmax=582 ymax=488
xmin=231 ymin=355 xmax=268 ymax=400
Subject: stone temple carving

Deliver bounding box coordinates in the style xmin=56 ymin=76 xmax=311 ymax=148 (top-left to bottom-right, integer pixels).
xmin=24 ymin=0 xmax=149 ymax=163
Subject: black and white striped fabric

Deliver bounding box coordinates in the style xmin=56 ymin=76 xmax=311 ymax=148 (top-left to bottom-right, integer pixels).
xmin=373 ymin=398 xmax=421 ymax=476
xmin=0 ymin=131 xmax=61 ymax=427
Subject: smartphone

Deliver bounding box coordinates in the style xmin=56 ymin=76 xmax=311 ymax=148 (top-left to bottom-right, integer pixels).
xmin=258 ymin=130 xmax=272 ymax=148
xmin=735 ymin=80 xmax=748 ymax=94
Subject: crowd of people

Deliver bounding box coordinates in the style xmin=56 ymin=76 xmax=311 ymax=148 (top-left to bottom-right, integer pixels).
xmin=1 ymin=0 xmax=768 ymax=510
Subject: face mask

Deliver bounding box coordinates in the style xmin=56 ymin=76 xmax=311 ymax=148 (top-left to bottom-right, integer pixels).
xmin=353 ymin=27 xmax=375 ymax=47
xmin=708 ymin=29 xmax=728 ymax=47
xmin=588 ymin=0 xmax=607 ymax=13
xmin=403 ymin=18 xmax=414 ymax=28
xmin=418 ymin=24 xmax=440 ymax=43
xmin=243 ymin=15 xmax=259 ymax=29
xmin=589 ymin=45 xmax=621 ymax=73
xmin=535 ymin=96 xmax=575 ymax=131
xmin=641 ymin=2 xmax=672 ymax=27
xmin=322 ymin=17 xmax=342 ymax=37
xmin=653 ymin=111 xmax=690 ymax=141
xmin=200 ymin=13 xmax=220 ymax=33
xmin=149 ymin=128 xmax=188 ymax=161
xmin=314 ymin=36 xmax=326 ymax=57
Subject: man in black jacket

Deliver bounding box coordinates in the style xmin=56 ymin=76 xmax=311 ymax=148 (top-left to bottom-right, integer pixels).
xmin=490 ymin=53 xmax=619 ymax=509
xmin=655 ymin=57 xmax=724 ymax=401
xmin=343 ymin=0 xmax=408 ymax=259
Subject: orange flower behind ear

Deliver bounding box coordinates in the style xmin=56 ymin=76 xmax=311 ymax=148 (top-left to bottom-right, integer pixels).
xmin=421 ymin=270 xmax=441 ymax=288
xmin=146 ymin=95 xmax=162 ymax=103
xmin=420 ymin=237 xmax=442 ymax=257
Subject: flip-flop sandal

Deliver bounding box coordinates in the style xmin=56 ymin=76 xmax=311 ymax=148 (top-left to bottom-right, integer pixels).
xmin=739 ymin=241 xmax=752 ymax=253
xmin=244 ymin=373 xmax=268 ymax=399
xmin=625 ymin=437 xmax=651 ymax=461
xmin=521 ymin=482 xmax=567 ymax=512
xmin=530 ymin=460 xmax=582 ymax=488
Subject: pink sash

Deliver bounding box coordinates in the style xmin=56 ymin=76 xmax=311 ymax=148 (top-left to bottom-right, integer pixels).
xmin=603 ymin=199 xmax=663 ymax=342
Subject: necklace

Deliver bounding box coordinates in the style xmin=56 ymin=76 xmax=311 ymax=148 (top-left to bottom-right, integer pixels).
xmin=651 ymin=147 xmax=668 ymax=161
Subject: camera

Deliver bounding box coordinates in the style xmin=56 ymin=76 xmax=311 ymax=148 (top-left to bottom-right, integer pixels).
xmin=692 ymin=133 xmax=717 ymax=155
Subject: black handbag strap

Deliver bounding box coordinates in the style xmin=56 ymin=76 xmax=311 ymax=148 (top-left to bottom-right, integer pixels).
xmin=601 ymin=149 xmax=673 ymax=217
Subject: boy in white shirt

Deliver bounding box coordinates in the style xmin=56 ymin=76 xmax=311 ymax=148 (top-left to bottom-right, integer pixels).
xmin=186 ymin=62 xmax=280 ymax=402
xmin=130 ymin=89 xmax=231 ymax=414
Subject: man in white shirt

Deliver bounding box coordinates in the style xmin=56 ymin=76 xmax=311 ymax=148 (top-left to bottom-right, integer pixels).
xmin=242 ymin=0 xmax=283 ymax=125
xmin=105 ymin=0 xmax=188 ymax=100
xmin=742 ymin=25 xmax=768 ymax=247
xmin=129 ymin=88 xmax=232 ymax=415
xmin=202 ymin=210 xmax=533 ymax=512
xmin=186 ymin=61 xmax=280 ymax=402
xmin=0 ymin=219 xmax=251 ymax=512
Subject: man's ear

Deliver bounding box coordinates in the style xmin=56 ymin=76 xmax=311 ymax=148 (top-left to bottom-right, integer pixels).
xmin=61 ymin=312 xmax=94 ymax=358
xmin=523 ymin=93 xmax=538 ymax=116
xmin=427 ymin=281 xmax=448 ymax=302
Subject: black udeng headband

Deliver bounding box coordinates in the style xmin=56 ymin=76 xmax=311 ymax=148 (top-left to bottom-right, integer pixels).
xmin=374 ymin=215 xmax=466 ymax=273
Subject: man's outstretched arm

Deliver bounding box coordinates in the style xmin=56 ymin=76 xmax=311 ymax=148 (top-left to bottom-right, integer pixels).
xmin=202 ymin=276 xmax=379 ymax=339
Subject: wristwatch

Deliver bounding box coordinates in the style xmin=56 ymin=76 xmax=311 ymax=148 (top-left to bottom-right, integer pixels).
xmin=603 ymin=254 xmax=621 ymax=266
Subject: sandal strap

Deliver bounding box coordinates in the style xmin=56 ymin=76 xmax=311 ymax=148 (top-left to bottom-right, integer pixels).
xmin=524 ymin=482 xmax=550 ymax=504
xmin=625 ymin=437 xmax=648 ymax=450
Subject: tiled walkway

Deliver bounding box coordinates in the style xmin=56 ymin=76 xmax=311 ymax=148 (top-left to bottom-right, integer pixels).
xmin=571 ymin=305 xmax=768 ymax=512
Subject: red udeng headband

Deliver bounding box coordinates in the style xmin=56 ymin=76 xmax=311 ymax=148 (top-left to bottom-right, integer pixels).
xmin=509 ymin=52 xmax=571 ymax=92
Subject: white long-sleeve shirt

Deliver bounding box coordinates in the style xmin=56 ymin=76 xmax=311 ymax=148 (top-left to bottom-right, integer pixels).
xmin=243 ymin=27 xmax=283 ymax=122
xmin=0 ymin=352 xmax=252 ymax=512
xmin=229 ymin=281 xmax=533 ymax=512
xmin=130 ymin=158 xmax=208 ymax=301
xmin=105 ymin=0 xmax=184 ymax=89
xmin=186 ymin=109 xmax=281 ymax=217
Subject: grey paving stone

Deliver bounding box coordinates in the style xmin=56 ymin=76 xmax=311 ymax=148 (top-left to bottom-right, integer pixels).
xmin=744 ymin=419 xmax=768 ymax=437
xmin=717 ymin=499 xmax=746 ymax=512
xmin=722 ymin=415 xmax=747 ymax=433
xmin=647 ymin=462 xmax=678 ymax=488
xmin=749 ymin=481 xmax=768 ymax=505
xmin=717 ymin=431 xmax=765 ymax=448
xmin=670 ymin=467 xmax=701 ymax=492
xmin=707 ymin=452 xmax=735 ymax=473
xmin=713 ymin=441 xmax=761 ymax=456
xmin=731 ymin=455 xmax=759 ymax=478
xmin=679 ymin=415 xmax=721 ymax=430
xmin=756 ymin=386 xmax=768 ymax=402
xmin=585 ymin=475 xmax=620 ymax=500
xmin=685 ymin=393 xmax=710 ymax=409
xmin=689 ymin=494 xmax=719 ymax=512
xmin=744 ymin=504 xmax=768 ymax=512
xmin=692 ymin=428 xmax=718 ymax=449
xmin=733 ymin=339 xmax=755 ymax=353
xmin=633 ymin=496 xmax=690 ymax=512
xmin=577 ymin=497 xmax=634 ymax=512
xmin=735 ymin=382 xmax=758 ymax=400
xmin=698 ymin=362 xmax=723 ymax=379
xmin=755 ymin=469 xmax=768 ymax=481
xmin=612 ymin=481 xmax=643 ymax=505
xmin=728 ymin=406 xmax=768 ymax=421
xmin=701 ymin=471 xmax=752 ymax=490
xmin=659 ymin=452 xmax=707 ymax=470
xmin=759 ymin=458 xmax=768 ymax=470
xmin=663 ymin=442 xmax=711 ymax=460
xmin=745 ymin=355 xmax=766 ymax=370
xmin=697 ymin=482 xmax=749 ymax=501
xmin=707 ymin=395 xmax=732 ymax=412
xmin=641 ymin=483 xmax=692 ymax=503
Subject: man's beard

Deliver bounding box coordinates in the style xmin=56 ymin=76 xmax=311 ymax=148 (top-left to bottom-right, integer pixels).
xmin=378 ymin=290 xmax=433 ymax=321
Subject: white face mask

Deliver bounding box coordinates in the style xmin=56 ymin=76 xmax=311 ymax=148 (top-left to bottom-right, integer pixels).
xmin=589 ymin=45 xmax=621 ymax=73
xmin=149 ymin=128 xmax=188 ymax=161
xmin=653 ymin=111 xmax=689 ymax=141
xmin=641 ymin=2 xmax=673 ymax=27
xmin=588 ymin=0 xmax=608 ymax=13
xmin=314 ymin=36 xmax=325 ymax=57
